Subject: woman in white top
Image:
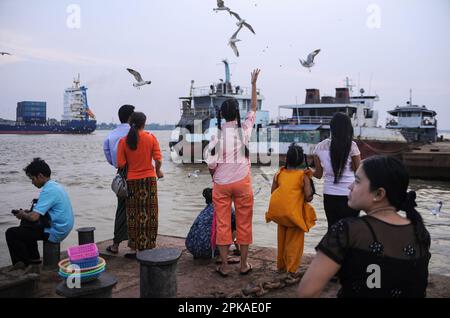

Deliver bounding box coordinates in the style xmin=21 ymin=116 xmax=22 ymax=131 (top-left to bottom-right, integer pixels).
xmin=313 ymin=112 xmax=361 ymax=229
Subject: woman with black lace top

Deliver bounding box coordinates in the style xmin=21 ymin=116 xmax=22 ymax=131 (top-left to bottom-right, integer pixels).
xmin=298 ymin=155 xmax=431 ymax=298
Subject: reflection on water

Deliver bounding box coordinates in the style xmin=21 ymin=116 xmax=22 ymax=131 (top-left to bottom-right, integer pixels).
xmin=0 ymin=131 xmax=449 ymax=276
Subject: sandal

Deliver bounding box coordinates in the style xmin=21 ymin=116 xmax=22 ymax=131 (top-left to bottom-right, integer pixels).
xmin=124 ymin=253 xmax=137 ymax=259
xmin=106 ymin=245 xmax=119 ymax=254
xmin=240 ymin=264 xmax=253 ymax=275
xmin=215 ymin=266 xmax=229 ymax=278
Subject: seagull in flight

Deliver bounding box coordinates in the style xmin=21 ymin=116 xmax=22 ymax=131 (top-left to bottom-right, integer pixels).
xmin=299 ymin=49 xmax=321 ymax=72
xmin=127 ymin=68 xmax=151 ymax=89
xmin=213 ymin=0 xmax=230 ymax=12
xmin=229 ymin=10 xmax=255 ymax=34
xmin=228 ymin=26 xmax=243 ymax=57
xmin=0 ymin=52 xmax=12 ymax=56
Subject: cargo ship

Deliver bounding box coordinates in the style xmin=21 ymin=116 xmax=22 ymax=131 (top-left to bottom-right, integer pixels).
xmin=0 ymin=75 xmax=96 ymax=134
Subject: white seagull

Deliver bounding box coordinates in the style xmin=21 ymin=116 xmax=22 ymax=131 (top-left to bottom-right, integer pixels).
xmin=188 ymin=170 xmax=200 ymax=178
xmin=228 ymin=26 xmax=243 ymax=57
xmin=299 ymin=49 xmax=321 ymax=72
xmin=431 ymin=201 xmax=443 ymax=217
xmin=213 ymin=0 xmax=230 ymax=12
xmin=0 ymin=52 xmax=12 ymax=56
xmin=229 ymin=11 xmax=255 ymax=34
xmin=127 ymin=68 xmax=151 ymax=89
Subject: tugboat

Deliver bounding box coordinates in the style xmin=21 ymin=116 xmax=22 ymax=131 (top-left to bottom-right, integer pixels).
xmin=386 ymin=91 xmax=438 ymax=143
xmin=169 ymin=60 xmax=270 ymax=164
xmin=269 ymin=78 xmax=408 ymax=163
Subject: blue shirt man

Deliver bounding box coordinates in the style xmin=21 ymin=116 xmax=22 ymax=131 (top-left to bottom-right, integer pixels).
xmin=102 ymin=104 xmax=135 ymax=254
xmin=6 ymin=158 xmax=74 ymax=267
xmin=103 ymin=123 xmax=131 ymax=168
xmin=33 ymin=180 xmax=74 ymax=243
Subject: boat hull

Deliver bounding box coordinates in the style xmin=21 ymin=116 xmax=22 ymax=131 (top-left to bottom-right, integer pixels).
xmin=0 ymin=120 xmax=97 ymax=135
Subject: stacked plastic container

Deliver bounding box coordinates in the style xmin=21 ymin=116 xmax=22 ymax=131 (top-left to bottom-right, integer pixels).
xmin=58 ymin=243 xmax=106 ymax=283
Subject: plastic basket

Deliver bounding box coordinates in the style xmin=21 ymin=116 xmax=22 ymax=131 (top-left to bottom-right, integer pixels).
xmin=71 ymin=256 xmax=99 ymax=269
xmin=58 ymin=257 xmax=106 ymax=274
xmin=67 ymin=243 xmax=99 ymax=262
xmin=58 ymin=267 xmax=105 ymax=283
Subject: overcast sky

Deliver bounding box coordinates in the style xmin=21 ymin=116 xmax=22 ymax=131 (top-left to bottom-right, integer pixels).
xmin=1 ymin=0 xmax=449 ymax=128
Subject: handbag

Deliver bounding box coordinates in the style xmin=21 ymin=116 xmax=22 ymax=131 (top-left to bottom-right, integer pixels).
xmin=111 ymin=167 xmax=128 ymax=199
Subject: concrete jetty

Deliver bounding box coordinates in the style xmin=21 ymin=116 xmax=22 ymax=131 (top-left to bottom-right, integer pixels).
xmin=1 ymin=235 xmax=449 ymax=298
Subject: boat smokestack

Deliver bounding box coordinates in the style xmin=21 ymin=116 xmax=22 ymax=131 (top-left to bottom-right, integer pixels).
xmin=335 ymin=88 xmax=350 ymax=104
xmin=305 ymin=89 xmax=321 ymax=104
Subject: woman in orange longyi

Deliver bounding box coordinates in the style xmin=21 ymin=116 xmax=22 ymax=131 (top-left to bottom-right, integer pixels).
xmin=266 ymin=144 xmax=316 ymax=274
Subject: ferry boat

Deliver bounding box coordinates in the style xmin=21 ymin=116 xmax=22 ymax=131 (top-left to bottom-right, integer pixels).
xmin=386 ymin=93 xmax=438 ymax=143
xmin=0 ymin=75 xmax=96 ymax=134
xmin=268 ymin=80 xmax=408 ymax=163
xmin=169 ymin=60 xmax=270 ymax=164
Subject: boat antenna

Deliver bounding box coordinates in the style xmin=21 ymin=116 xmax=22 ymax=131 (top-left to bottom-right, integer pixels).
xmin=409 ymin=88 xmax=413 ymax=106
xmin=189 ymin=80 xmax=195 ymax=97
xmin=344 ymin=77 xmax=354 ymax=96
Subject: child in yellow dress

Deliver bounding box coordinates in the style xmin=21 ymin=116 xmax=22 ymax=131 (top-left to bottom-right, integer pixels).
xmin=265 ymin=144 xmax=316 ymax=274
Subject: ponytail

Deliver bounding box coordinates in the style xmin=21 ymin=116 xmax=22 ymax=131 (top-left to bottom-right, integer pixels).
xmin=126 ymin=124 xmax=139 ymax=150
xmin=126 ymin=112 xmax=146 ymax=151
xmin=236 ymin=105 xmax=249 ymax=159
xmin=400 ymin=191 xmax=430 ymax=248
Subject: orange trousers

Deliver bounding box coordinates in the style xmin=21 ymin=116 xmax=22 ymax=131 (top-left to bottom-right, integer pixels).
xmin=213 ymin=174 xmax=253 ymax=245
xmin=277 ymin=225 xmax=305 ymax=273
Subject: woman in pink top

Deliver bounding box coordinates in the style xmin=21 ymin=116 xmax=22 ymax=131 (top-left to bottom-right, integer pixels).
xmin=206 ymin=69 xmax=260 ymax=277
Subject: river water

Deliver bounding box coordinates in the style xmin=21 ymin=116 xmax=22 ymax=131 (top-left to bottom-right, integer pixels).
xmin=0 ymin=131 xmax=449 ymax=276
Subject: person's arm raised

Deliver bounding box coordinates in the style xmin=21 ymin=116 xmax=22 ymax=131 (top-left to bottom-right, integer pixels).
xmin=251 ymin=69 xmax=260 ymax=112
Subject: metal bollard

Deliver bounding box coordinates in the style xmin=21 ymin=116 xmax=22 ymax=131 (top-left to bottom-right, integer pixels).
xmin=137 ymin=248 xmax=182 ymax=298
xmin=76 ymin=227 xmax=96 ymax=245
xmin=55 ymin=273 xmax=118 ymax=298
xmin=43 ymin=241 xmax=60 ymax=270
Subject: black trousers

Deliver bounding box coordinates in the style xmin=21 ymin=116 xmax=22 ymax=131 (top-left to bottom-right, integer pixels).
xmin=5 ymin=226 xmax=49 ymax=265
xmin=113 ymin=195 xmax=128 ymax=244
xmin=323 ymin=194 xmax=360 ymax=229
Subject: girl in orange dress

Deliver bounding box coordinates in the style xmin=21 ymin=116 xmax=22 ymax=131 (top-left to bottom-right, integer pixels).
xmin=266 ymin=144 xmax=316 ymax=274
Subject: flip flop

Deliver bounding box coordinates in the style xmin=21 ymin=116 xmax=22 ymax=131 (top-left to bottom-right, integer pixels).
xmin=124 ymin=253 xmax=137 ymax=259
xmin=106 ymin=245 xmax=119 ymax=254
xmin=215 ymin=267 xmax=229 ymax=278
xmin=240 ymin=264 xmax=253 ymax=275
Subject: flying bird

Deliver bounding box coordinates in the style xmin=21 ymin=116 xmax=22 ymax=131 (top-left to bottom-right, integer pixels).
xmin=126 ymin=68 xmax=151 ymax=89
xmin=229 ymin=10 xmax=255 ymax=34
xmin=213 ymin=0 xmax=230 ymax=12
xmin=0 ymin=52 xmax=12 ymax=56
xmin=299 ymin=49 xmax=321 ymax=72
xmin=228 ymin=26 xmax=243 ymax=57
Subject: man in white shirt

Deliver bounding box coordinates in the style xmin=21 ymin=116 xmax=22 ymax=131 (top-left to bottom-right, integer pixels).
xmin=103 ymin=105 xmax=134 ymax=254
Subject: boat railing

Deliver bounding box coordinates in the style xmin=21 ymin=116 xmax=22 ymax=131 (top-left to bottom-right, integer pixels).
xmin=192 ymin=85 xmax=260 ymax=97
xmin=180 ymin=107 xmax=213 ymax=119
xmin=277 ymin=116 xmax=333 ymax=125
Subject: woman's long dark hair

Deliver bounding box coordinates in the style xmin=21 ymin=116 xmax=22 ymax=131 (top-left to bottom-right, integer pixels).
xmin=362 ymin=155 xmax=430 ymax=248
xmin=330 ymin=112 xmax=354 ymax=183
xmin=216 ymin=98 xmax=249 ymax=159
xmin=126 ymin=112 xmax=146 ymax=150
xmin=285 ymin=143 xmax=304 ymax=168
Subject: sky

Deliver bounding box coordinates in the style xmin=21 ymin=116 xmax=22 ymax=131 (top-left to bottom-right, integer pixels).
xmin=0 ymin=0 xmax=449 ymax=128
